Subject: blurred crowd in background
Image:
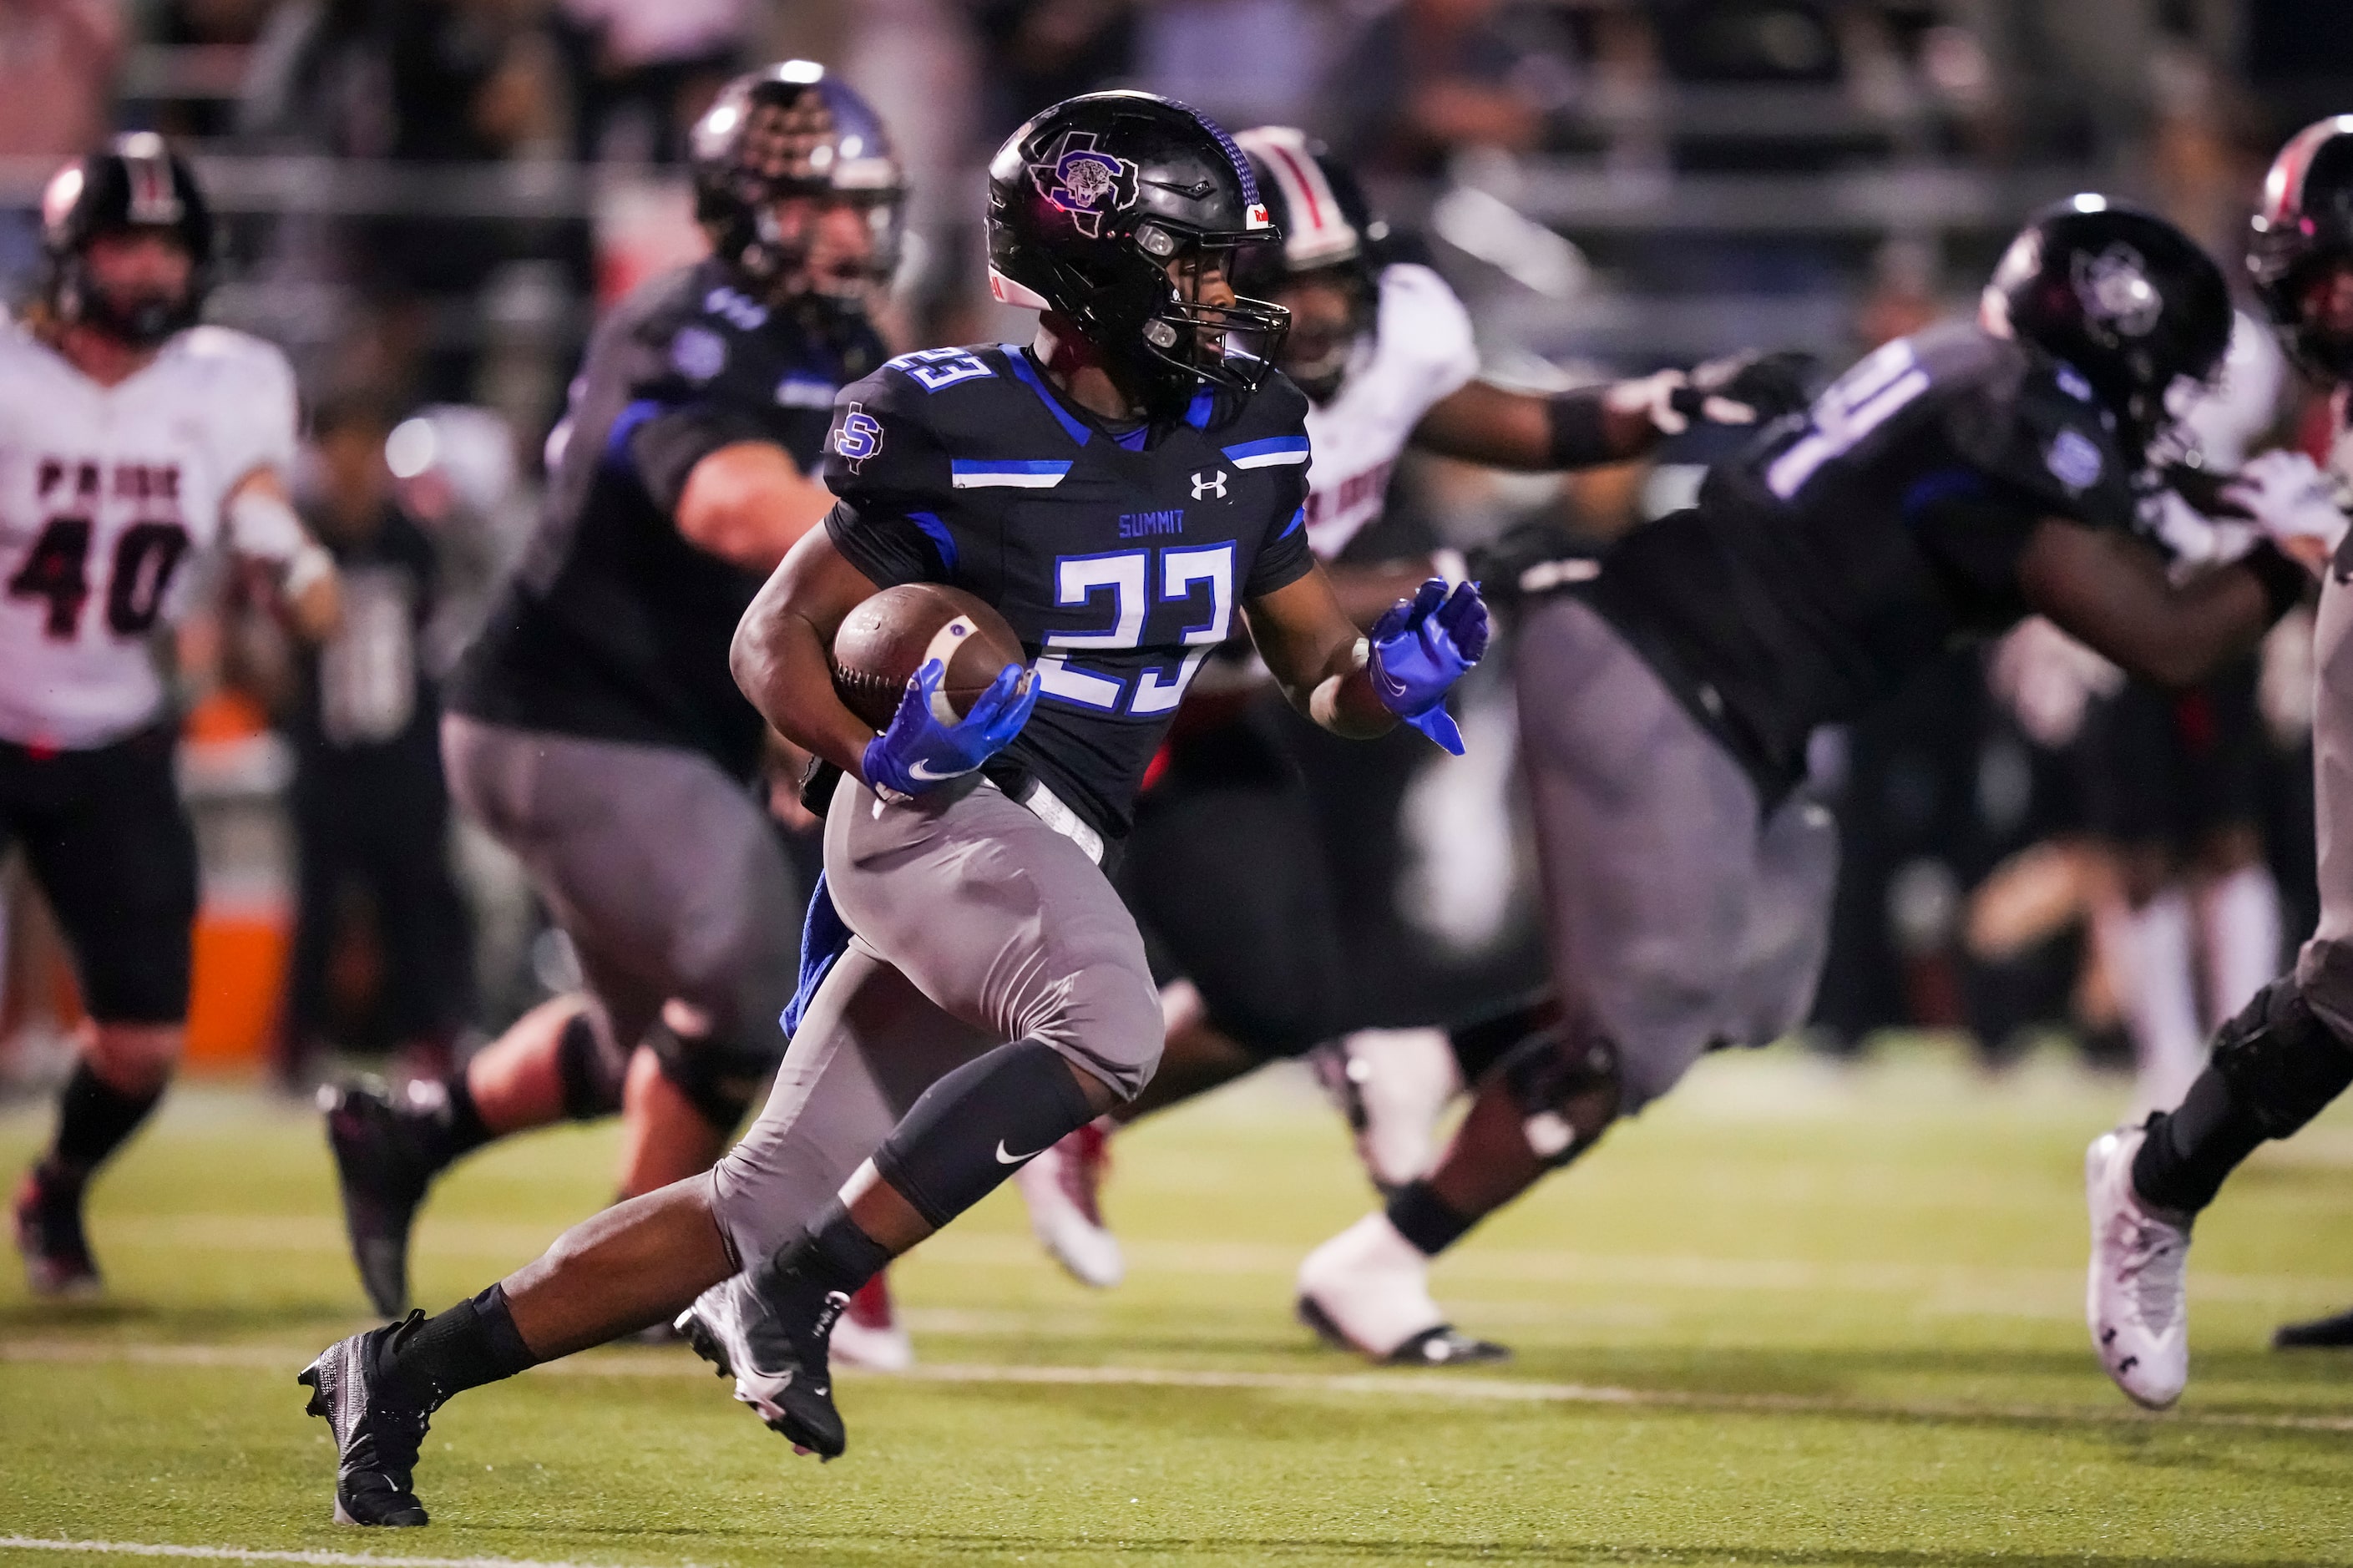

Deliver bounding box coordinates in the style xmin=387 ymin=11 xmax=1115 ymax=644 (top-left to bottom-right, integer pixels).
xmin=2 ymin=0 xmax=2350 ymax=1095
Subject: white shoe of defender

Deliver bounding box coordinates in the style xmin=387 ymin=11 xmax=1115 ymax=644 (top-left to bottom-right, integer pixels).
xmin=1294 ymin=1213 xmax=1507 ymax=1365
xmin=1015 ymin=1120 xmax=1123 ymax=1288
xmin=2085 ymin=1125 xmax=2193 ymax=1409
xmin=829 ymin=1273 xmax=914 ymax=1373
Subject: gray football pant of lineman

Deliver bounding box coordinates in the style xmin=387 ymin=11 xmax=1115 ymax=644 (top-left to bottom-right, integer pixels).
xmin=1515 ymin=597 xmax=1840 ymax=1114
xmin=706 ymin=772 xmax=1164 ymax=1267
xmin=2297 ymin=569 xmax=2353 ymax=1041
xmin=441 ymin=715 xmax=803 ymax=1077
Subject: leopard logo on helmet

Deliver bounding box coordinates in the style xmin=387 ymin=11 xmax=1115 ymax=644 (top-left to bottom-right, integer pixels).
xmin=1027 ymin=130 xmax=1140 ymax=238
xmin=2073 ymin=244 xmax=2163 ymax=343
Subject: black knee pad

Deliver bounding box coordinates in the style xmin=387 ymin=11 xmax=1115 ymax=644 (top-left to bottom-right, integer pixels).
xmin=2210 ymin=976 xmax=2353 ymax=1140
xmin=1448 ymin=993 xmax=1561 ymax=1083
xmin=650 ymin=1029 xmax=769 ymax=1135
xmin=1498 ymin=1026 xmax=1622 ymax=1167
xmin=555 ymin=1012 xmax=626 ymax=1121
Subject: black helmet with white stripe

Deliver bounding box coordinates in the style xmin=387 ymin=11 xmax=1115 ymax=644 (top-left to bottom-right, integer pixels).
xmin=1230 ymin=127 xmax=1386 ymax=400
xmin=2249 ymin=115 xmax=2353 ymax=378
xmin=41 ymin=132 xmax=215 ymax=346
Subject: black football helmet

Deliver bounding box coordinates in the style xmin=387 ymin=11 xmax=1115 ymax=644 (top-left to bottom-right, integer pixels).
xmin=690 ymin=60 xmax=905 ymax=297
xmin=986 ymin=91 xmax=1290 ymax=415
xmin=41 ymin=133 xmax=214 ymax=347
xmin=2249 ymin=115 xmax=2353 ymax=379
xmin=1230 ymin=126 xmax=1385 ymax=402
xmin=1981 ymin=196 xmax=2231 ymax=461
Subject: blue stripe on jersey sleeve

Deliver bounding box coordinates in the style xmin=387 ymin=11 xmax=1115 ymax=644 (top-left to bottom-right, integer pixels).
xmin=908 ymin=510 xmax=959 ymax=573
xmin=950 ymin=458 xmax=1074 ymax=488
xmin=999 ymin=346 xmax=1092 ymax=447
xmin=1222 ymin=435 xmax=1312 ymax=468
xmin=603 ymin=397 xmax=669 ymax=470
xmin=1899 ymin=467 xmax=1987 ymax=524
xmin=1279 ymin=504 xmax=1304 ymax=538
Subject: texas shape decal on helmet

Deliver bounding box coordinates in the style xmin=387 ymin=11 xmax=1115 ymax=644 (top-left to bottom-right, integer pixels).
xmin=1028 ymin=130 xmax=1139 ymax=238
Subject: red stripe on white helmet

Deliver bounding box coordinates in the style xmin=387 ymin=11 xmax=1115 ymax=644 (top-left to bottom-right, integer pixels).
xmin=1235 ymin=126 xmax=1357 ymax=267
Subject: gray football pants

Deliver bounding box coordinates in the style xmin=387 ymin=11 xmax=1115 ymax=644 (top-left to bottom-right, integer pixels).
xmin=1516 ymin=596 xmax=1840 ymax=1113
xmin=441 ymin=716 xmax=802 ymax=1079
xmin=707 ymin=772 xmax=1163 ymax=1266
xmin=2298 ymin=571 xmax=2353 ymax=1042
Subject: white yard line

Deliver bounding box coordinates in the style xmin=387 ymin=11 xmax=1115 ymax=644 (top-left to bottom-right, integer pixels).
xmin=0 ymin=1538 xmax=603 ymax=1568
xmin=7 ymin=1338 xmax=2351 ymax=1434
xmin=70 ymin=1216 xmax=2353 ymax=1305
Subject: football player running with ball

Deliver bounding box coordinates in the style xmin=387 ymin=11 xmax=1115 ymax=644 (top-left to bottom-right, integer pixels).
xmin=2085 ymin=118 xmax=2353 ymax=1403
xmin=297 ymin=90 xmax=1485 ymax=1525
xmin=8 ymin=136 xmax=340 ymax=1295
xmin=1014 ymin=126 xmax=1814 ymax=1328
xmin=315 ymin=63 xmax=913 ymax=1364
xmin=1297 ymin=198 xmax=2319 ymax=1365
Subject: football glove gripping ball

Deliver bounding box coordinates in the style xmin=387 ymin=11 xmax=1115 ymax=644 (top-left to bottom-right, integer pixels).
xmin=1369 ymin=579 xmax=1490 ymax=756
xmin=862 ymin=660 xmax=1038 ymax=802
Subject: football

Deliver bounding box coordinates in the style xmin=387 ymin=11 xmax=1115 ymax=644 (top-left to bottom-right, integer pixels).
xmin=831 ymin=582 xmax=1030 ymax=731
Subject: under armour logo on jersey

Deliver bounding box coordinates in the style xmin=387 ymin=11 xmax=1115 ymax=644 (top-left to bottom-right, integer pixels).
xmin=1191 ymin=469 xmax=1228 ymax=500
xmin=832 ymin=403 xmax=884 ymax=471
xmin=1028 ymin=129 xmax=1139 ymax=239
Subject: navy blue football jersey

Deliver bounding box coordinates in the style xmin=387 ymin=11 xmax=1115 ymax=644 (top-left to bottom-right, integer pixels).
xmin=450 ymin=260 xmax=885 ymax=781
xmin=822 ymin=344 xmax=1317 ymax=837
xmin=1582 ymin=320 xmax=2138 ymax=799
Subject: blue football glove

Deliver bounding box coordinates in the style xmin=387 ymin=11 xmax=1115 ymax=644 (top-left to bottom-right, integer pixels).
xmin=1369 ymin=578 xmax=1490 ymax=756
xmin=862 ymin=659 xmax=1038 ymax=799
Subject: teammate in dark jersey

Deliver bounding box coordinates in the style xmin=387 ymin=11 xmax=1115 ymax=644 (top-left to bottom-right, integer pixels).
xmin=1014 ymin=125 xmax=1817 ymax=1306
xmin=1297 ymin=197 xmax=2317 ymax=1365
xmin=2084 ymin=118 xmax=2353 ymax=1402
xmin=314 ymin=62 xmax=901 ymax=1328
xmin=296 ymin=90 xmax=1488 ymax=1522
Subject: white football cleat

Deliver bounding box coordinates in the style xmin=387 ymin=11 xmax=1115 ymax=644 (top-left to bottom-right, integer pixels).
xmin=1294 ymin=1212 xmax=1506 ymax=1365
xmin=1015 ymin=1118 xmax=1123 ymax=1288
xmin=828 ymin=1272 xmax=914 ymax=1373
xmin=1309 ymin=1029 xmax=1465 ymax=1192
xmin=2085 ymin=1125 xmax=2193 ymax=1409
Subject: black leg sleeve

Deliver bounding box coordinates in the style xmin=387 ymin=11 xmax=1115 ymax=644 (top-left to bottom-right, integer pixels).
xmin=869 ymin=1038 xmax=1096 ymax=1231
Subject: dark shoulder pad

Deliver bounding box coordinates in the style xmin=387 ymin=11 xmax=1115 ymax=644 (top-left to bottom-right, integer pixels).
xmin=821 ymin=362 xmax=952 ymax=507
xmin=1945 ymin=336 xmax=2135 ymax=530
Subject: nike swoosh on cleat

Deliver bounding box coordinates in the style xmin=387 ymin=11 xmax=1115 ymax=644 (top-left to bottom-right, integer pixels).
xmin=995 ymin=1141 xmax=1041 ymax=1164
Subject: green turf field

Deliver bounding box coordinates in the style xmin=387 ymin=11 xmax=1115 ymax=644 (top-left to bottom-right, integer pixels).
xmin=5 ymin=1040 xmax=2353 ymax=1566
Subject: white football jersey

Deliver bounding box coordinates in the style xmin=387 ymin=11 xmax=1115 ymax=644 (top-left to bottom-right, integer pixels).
xmin=1301 ymin=262 xmax=1480 ymax=561
xmin=0 ymin=321 xmax=297 ymax=749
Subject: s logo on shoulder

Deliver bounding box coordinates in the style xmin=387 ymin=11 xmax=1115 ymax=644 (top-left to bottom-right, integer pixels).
xmin=2047 ymin=427 xmax=2104 ymax=493
xmin=833 ymin=403 xmax=884 ymax=471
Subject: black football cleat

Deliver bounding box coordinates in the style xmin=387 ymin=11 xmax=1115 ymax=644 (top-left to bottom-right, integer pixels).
xmin=13 ymin=1164 xmax=100 ymax=1298
xmin=1382 ymin=1325 xmax=1512 ymax=1367
xmin=2275 ymin=1306 xmax=2353 ymax=1348
xmin=676 ymin=1271 xmax=849 ymax=1460
xmin=299 ymin=1317 xmax=434 ymax=1526
xmin=321 ymin=1081 xmax=434 ymax=1318
xmin=1294 ymin=1293 xmax=1511 ymax=1366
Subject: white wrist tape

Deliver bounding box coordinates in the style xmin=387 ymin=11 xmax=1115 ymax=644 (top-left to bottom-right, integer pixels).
xmin=225 ymin=487 xmax=307 ymax=565
xmin=1308 ymin=637 xmax=1372 ymax=729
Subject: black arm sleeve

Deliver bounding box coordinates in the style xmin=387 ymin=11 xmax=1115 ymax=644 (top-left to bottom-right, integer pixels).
xmin=1546 ymin=388 xmax=1616 ymax=468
